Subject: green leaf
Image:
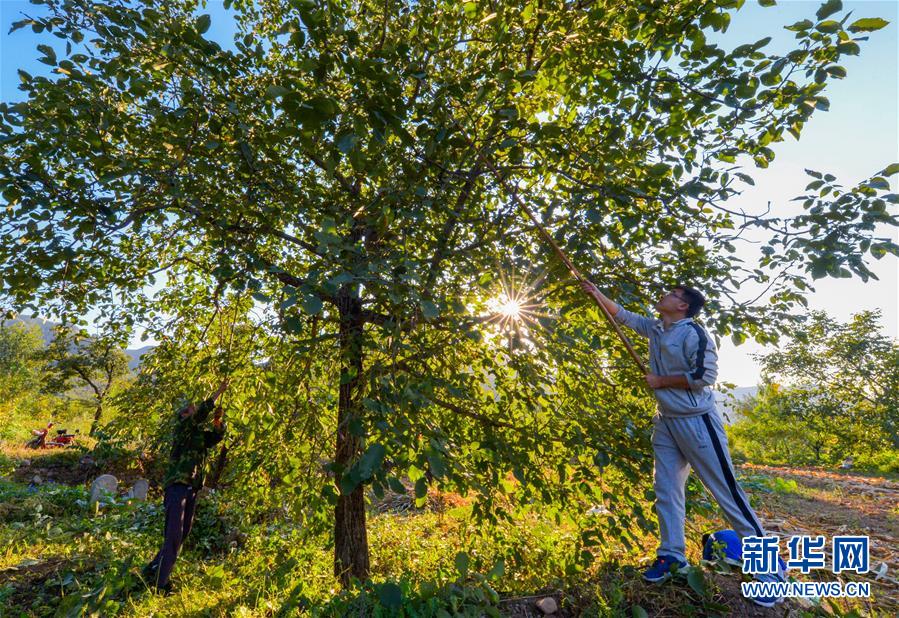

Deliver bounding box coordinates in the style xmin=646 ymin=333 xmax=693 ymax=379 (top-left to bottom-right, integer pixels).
xmin=647 ymin=162 xmax=670 ymax=177
xmin=196 ymin=14 xmax=211 ymax=34
xmin=632 ymin=607 xmax=649 ymax=618
xmin=265 ymin=85 xmax=289 ymax=99
xmin=687 ymin=568 xmax=707 ymax=596
xmin=414 ymin=477 xmax=428 ymax=499
xmin=810 ymin=260 xmax=828 ymax=279
xmin=454 ymin=551 xmax=470 ymax=578
xmin=387 ymin=476 xmax=406 ymax=494
xmin=881 ymin=163 xmax=899 ymax=176
xmin=785 ymin=19 xmax=813 ymax=31
xmin=735 ymin=172 xmax=755 ymax=186
xmin=36 ymin=44 xmax=56 ymax=66
xmin=426 ymin=450 xmax=447 ymax=478
xmin=302 ymin=294 xmax=323 ymax=315
xmin=287 ymin=96 xmax=341 ymax=126
xmin=594 ymin=450 xmax=611 ymax=469
xmin=757 ymin=0 xmax=776 ymax=7
xmin=815 ymin=20 xmax=841 ymax=33
xmin=816 ymin=0 xmax=842 ymax=21
xmin=335 ymin=131 xmax=357 ymax=154
xmin=290 ymin=30 xmax=306 ymax=48
xmin=847 ymin=17 xmax=889 ymax=32
xmin=486 ymin=558 xmax=505 ymax=579
xmin=9 ymin=19 xmax=35 ymax=33
xmin=420 ymin=300 xmax=439 ymax=320
xmin=377 ymin=582 xmax=403 ymax=609
xmin=358 ymin=443 xmax=386 ymax=479
xmin=837 ymin=40 xmax=860 ymax=55
xmin=283 ymin=316 xmax=303 ymax=333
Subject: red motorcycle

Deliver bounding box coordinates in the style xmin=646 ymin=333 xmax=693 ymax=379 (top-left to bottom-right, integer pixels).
xmin=25 ymin=423 xmax=54 ymax=449
xmin=25 ymin=424 xmax=78 ymax=449
xmin=47 ymin=429 xmax=78 ymax=448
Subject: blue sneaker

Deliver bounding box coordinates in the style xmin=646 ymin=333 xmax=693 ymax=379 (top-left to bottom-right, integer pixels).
xmin=703 ymin=530 xmax=790 ymax=576
xmin=702 ymin=529 xmax=742 ymax=567
xmin=750 ymin=571 xmax=786 ymax=608
xmin=643 ymin=555 xmax=690 ymax=583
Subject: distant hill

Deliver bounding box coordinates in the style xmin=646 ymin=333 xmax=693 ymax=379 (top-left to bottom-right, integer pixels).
xmin=3 ymin=314 xmax=57 ymax=344
xmin=124 ymin=346 xmax=153 ymax=371
xmin=715 ymin=386 xmax=758 ymax=425
xmin=2 ymin=315 xmax=152 ymax=371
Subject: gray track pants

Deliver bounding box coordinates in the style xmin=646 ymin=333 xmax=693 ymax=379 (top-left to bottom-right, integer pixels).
xmin=653 ymin=411 xmax=765 ymax=563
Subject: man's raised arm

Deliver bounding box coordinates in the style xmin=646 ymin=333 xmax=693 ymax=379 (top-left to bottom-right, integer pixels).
xmin=580 ymin=280 xmax=620 ymax=317
xmin=580 ymin=280 xmax=655 ymax=338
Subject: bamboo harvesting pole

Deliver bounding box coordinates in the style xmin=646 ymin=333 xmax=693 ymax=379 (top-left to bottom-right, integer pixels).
xmin=482 ymin=158 xmax=649 ymax=376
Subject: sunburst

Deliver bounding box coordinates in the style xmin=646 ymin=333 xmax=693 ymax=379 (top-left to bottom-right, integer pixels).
xmin=484 ymin=265 xmax=553 ymax=349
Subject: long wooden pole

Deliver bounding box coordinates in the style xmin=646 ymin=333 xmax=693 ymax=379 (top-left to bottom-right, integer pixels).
xmin=482 ymin=158 xmax=649 ymax=375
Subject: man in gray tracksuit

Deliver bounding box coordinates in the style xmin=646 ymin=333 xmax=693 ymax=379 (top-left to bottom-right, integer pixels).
xmin=580 ymin=281 xmax=776 ymax=594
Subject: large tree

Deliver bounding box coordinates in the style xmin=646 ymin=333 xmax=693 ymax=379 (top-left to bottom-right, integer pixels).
xmin=42 ymin=326 xmax=131 ymax=436
xmin=1 ymin=0 xmax=896 ymax=583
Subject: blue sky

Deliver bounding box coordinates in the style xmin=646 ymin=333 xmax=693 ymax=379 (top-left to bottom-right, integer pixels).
xmin=2 ymin=1 xmax=896 ymax=385
xmin=710 ymin=1 xmax=898 ymax=384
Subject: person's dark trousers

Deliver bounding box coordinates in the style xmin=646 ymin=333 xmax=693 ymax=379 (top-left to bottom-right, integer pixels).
xmin=145 ymin=483 xmax=198 ymax=589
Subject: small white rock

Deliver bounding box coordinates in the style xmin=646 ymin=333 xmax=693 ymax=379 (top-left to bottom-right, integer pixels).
xmin=586 ymin=504 xmax=610 ymax=516
xmin=31 ymin=474 xmax=42 ymax=485
xmin=536 ymin=596 xmax=558 ymax=615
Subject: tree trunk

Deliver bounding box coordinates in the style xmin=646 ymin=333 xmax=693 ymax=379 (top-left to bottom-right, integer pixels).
xmin=333 ymin=291 xmax=369 ymax=586
xmin=89 ymin=403 xmax=103 ymax=437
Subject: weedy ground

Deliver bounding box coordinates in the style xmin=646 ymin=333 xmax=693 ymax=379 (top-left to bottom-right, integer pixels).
xmin=0 ymin=446 xmax=895 ymax=617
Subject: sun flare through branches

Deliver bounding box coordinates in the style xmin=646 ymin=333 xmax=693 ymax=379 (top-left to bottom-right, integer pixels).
xmin=485 ymin=266 xmax=553 ymax=349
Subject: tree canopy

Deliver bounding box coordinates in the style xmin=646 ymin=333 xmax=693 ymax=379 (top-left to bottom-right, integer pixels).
xmin=728 ymin=310 xmax=897 ymax=470
xmin=1 ymin=0 xmax=896 ymax=583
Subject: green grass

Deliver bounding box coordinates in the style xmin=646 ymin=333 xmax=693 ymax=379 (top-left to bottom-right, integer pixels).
xmin=1 ymin=444 xmax=893 ymax=616
xmin=0 ymin=474 xmax=711 ymax=617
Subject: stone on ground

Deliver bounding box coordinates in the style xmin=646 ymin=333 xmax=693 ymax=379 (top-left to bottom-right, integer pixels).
xmin=128 ymin=479 xmax=149 ymax=501
xmin=536 ymin=596 xmax=558 ymax=614
xmin=89 ymin=474 xmax=118 ymax=505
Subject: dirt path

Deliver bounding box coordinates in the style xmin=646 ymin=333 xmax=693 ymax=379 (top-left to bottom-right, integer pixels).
xmin=744 ymin=464 xmax=899 ymax=612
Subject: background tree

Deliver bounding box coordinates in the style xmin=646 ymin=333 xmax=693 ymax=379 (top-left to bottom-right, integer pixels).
xmin=729 ymin=383 xmax=852 ymax=465
xmin=757 ymin=310 xmax=899 ymax=450
xmin=0 ymin=321 xmax=45 ymax=404
xmin=729 ymin=310 xmax=898 ymax=469
xmin=1 ymin=0 xmax=896 ymax=584
xmin=43 ymin=327 xmax=131 ymax=436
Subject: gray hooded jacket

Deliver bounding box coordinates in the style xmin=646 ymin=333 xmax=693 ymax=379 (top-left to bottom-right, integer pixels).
xmin=615 ymin=306 xmax=718 ymax=417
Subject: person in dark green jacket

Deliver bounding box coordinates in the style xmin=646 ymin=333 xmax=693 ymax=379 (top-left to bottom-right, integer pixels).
xmin=143 ymin=378 xmax=229 ymax=593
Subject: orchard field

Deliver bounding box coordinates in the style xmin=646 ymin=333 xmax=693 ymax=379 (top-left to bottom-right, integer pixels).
xmin=1 ymin=0 xmax=897 ymax=616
